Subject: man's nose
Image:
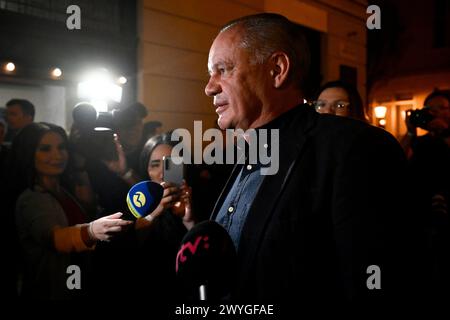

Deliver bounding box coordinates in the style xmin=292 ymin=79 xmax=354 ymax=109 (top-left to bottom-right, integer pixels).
xmin=205 ymin=76 xmax=221 ymax=97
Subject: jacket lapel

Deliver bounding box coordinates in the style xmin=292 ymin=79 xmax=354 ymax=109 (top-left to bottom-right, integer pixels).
xmin=237 ymin=107 xmax=317 ymax=278
xmin=209 ymin=106 xmax=318 ymax=281
xmin=236 ymin=132 xmax=305 ymax=267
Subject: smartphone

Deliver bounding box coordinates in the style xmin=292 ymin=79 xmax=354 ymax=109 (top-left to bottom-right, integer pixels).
xmin=163 ymin=156 xmax=184 ymax=186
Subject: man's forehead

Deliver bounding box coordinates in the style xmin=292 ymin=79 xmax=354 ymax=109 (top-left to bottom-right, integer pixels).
xmin=7 ymin=105 xmax=21 ymax=113
xmin=208 ymin=56 xmax=233 ymax=70
xmin=208 ymin=29 xmax=242 ymax=66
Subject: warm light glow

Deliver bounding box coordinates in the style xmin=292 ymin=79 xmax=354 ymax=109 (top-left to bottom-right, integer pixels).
xmin=118 ymin=76 xmax=127 ymax=84
xmin=402 ymin=110 xmax=407 ymax=120
xmin=379 ymin=119 xmax=386 ymax=126
xmin=51 ymin=67 xmax=62 ymax=78
xmin=5 ymin=62 xmax=15 ymax=72
xmin=374 ymin=106 xmax=387 ymax=118
xmin=77 ymin=68 xmax=122 ymax=112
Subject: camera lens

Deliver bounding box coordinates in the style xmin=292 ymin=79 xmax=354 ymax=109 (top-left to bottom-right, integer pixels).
xmin=409 ymin=108 xmax=434 ymax=129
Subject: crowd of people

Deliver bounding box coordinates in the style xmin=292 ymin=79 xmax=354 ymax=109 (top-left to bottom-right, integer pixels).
xmin=0 ymin=13 xmax=448 ymax=304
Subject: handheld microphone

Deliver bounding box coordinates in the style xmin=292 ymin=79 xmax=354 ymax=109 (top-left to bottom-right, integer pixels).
xmin=176 ymin=220 xmax=237 ymax=301
xmin=126 ymin=180 xmax=164 ymax=219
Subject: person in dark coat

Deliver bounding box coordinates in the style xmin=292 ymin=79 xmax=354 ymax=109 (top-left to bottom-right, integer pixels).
xmin=204 ymin=13 xmax=419 ymax=303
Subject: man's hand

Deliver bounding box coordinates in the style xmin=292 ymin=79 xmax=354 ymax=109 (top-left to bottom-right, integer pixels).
xmin=103 ymin=133 xmax=128 ymax=176
xmin=405 ymin=110 xmax=417 ymax=136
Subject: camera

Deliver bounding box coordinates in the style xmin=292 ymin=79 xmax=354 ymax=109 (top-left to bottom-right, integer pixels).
xmin=71 ymin=102 xmax=147 ymax=161
xmin=71 ymin=102 xmax=119 ymax=161
xmin=407 ymin=107 xmax=434 ymax=129
xmin=72 ymin=102 xmax=121 ymax=132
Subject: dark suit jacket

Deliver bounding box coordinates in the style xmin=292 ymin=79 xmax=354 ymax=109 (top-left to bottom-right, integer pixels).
xmin=211 ymin=105 xmax=415 ymax=302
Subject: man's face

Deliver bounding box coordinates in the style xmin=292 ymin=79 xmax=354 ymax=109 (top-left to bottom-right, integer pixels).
xmin=428 ymin=96 xmax=450 ymax=122
xmin=205 ymin=28 xmax=269 ymax=130
xmin=6 ymin=104 xmax=32 ymax=130
xmin=426 ymin=96 xmax=450 ymax=132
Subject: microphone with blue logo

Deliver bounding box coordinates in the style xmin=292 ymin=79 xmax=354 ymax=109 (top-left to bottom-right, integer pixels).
xmin=126 ymin=181 xmax=164 ymax=219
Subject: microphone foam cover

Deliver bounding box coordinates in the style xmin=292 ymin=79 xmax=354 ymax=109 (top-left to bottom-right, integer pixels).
xmin=176 ymin=220 xmax=237 ymax=299
xmin=126 ymin=181 xmax=164 ymax=218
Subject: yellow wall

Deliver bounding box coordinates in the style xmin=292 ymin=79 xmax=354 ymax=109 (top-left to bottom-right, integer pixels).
xmin=137 ymin=0 xmax=368 ymax=133
xmin=305 ymin=0 xmax=367 ymax=107
xmin=137 ymin=0 xmax=261 ymax=133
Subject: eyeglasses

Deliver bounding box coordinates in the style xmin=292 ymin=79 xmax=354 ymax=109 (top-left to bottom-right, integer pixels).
xmin=313 ymin=100 xmax=350 ymax=113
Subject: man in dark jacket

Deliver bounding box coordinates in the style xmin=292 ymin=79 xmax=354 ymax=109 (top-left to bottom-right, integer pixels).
xmin=205 ymin=13 xmax=418 ymax=303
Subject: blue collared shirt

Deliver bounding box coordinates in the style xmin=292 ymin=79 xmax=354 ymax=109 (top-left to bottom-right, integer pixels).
xmin=215 ymin=162 xmax=265 ymax=251
xmin=214 ymin=105 xmax=306 ymax=251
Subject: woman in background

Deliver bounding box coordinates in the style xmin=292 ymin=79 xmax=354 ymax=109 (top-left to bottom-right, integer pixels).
xmin=10 ymin=122 xmax=131 ymax=299
xmin=313 ymin=80 xmax=368 ymax=122
xmin=139 ymin=131 xmax=194 ymax=228
xmin=132 ymin=131 xmax=195 ymax=301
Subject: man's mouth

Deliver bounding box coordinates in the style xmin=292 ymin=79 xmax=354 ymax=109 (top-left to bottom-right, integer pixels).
xmin=215 ymin=103 xmax=228 ymax=114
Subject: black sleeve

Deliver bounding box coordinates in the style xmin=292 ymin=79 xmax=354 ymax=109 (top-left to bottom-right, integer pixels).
xmin=332 ymin=126 xmax=420 ymax=301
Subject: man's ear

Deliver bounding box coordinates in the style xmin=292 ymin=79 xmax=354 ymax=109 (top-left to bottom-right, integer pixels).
xmin=269 ymin=52 xmax=290 ymax=88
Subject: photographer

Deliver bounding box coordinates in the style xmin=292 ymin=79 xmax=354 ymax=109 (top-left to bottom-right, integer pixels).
xmin=402 ymin=89 xmax=450 ymax=293
xmin=114 ymin=102 xmax=148 ymax=175
xmin=401 ymin=89 xmax=450 ymax=158
xmin=69 ymin=103 xmax=142 ymax=215
xmin=69 ymin=103 xmax=184 ymax=298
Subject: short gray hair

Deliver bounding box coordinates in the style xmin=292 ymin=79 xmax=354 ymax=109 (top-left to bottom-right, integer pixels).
xmin=221 ymin=13 xmax=310 ymax=90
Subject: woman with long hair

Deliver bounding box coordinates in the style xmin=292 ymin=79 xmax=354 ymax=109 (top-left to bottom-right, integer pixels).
xmin=11 ymin=122 xmax=131 ymax=299
xmin=139 ymin=131 xmax=195 ymax=229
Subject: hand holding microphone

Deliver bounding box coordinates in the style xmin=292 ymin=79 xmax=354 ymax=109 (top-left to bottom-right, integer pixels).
xmin=88 ymin=212 xmax=133 ymax=242
xmin=126 ymin=180 xmax=195 ymax=231
xmin=126 ymin=180 xmax=164 ymax=218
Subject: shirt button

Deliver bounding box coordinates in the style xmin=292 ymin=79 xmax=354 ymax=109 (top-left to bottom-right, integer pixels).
xmin=264 ymin=143 xmax=268 ymax=148
xmin=228 ymin=206 xmax=234 ymax=213
xmin=246 ymin=164 xmax=252 ymax=170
